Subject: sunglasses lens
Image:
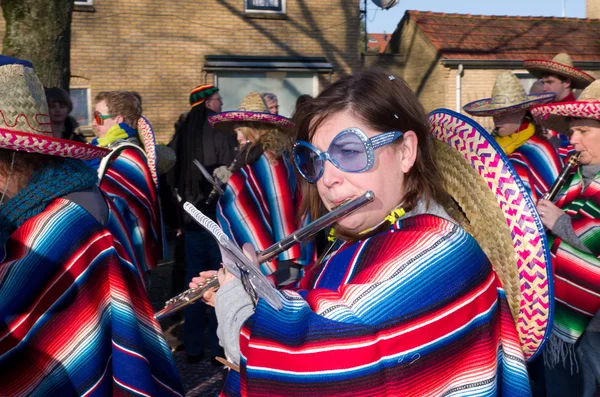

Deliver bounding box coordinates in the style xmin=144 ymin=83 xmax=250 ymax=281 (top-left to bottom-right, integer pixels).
xmin=294 ymin=143 xmax=323 ymax=182
xmin=94 ymin=111 xmax=103 ymax=125
xmin=329 ymin=132 xmax=368 ymax=172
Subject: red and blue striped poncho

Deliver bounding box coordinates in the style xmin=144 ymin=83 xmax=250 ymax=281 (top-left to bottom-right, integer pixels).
xmin=220 ymin=214 xmax=531 ymax=397
xmin=508 ymin=131 xmax=562 ymax=201
xmin=0 ymin=197 xmax=183 ymax=396
xmin=100 ymin=147 xmax=164 ymax=274
xmin=217 ymin=153 xmax=315 ymax=277
xmin=550 ymin=169 xmax=600 ymax=343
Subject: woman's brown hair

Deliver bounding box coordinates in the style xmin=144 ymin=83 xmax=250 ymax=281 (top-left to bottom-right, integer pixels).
xmin=293 ymin=67 xmax=449 ymax=223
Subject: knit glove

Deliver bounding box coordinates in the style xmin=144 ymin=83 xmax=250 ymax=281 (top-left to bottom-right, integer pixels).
xmin=213 ymin=165 xmax=233 ymax=184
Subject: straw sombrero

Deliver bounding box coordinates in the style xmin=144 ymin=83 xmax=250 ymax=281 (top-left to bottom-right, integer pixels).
xmin=524 ymin=53 xmax=596 ymax=90
xmin=0 ymin=56 xmax=109 ymax=160
xmin=208 ymin=92 xmax=293 ymax=134
xmin=430 ymin=108 xmax=553 ymax=360
xmin=463 ymin=72 xmax=556 ymax=117
xmin=531 ymin=80 xmax=600 ymax=135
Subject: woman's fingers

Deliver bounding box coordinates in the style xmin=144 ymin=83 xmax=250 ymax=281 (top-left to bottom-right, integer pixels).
xmin=189 ymin=270 xmax=218 ymax=289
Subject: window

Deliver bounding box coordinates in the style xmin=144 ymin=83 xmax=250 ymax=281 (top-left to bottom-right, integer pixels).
xmin=215 ymin=71 xmax=316 ymax=118
xmin=245 ymin=0 xmax=285 ymax=13
xmin=74 ymin=0 xmax=93 ymax=5
xmin=70 ymin=87 xmax=92 ymax=127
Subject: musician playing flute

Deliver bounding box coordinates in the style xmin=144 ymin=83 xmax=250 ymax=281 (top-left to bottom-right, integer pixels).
xmin=463 ymin=72 xmax=562 ymax=201
xmin=208 ymin=92 xmax=315 ymax=287
xmin=531 ymin=80 xmax=600 ymax=397
xmin=191 ymin=69 xmax=554 ymax=396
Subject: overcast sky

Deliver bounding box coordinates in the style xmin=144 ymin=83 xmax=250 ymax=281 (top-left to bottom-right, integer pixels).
xmin=365 ymin=0 xmax=586 ymax=33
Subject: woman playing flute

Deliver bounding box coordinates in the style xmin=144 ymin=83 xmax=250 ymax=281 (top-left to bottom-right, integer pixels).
xmin=192 ymin=69 xmax=552 ymax=396
xmin=531 ymin=80 xmax=600 ymax=397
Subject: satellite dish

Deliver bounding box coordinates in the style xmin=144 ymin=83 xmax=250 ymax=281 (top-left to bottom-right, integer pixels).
xmin=372 ymin=0 xmax=399 ymax=10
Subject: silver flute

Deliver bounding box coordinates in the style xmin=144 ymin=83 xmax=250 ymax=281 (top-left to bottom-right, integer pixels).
xmin=154 ymin=190 xmax=375 ymax=320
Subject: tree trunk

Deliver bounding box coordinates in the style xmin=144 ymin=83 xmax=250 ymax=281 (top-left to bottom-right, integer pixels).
xmin=1 ymin=0 xmax=73 ymax=89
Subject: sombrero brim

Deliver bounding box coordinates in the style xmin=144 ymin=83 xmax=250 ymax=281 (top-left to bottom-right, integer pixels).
xmin=208 ymin=111 xmax=294 ymax=134
xmin=137 ymin=116 xmax=159 ymax=186
xmin=463 ymin=92 xmax=556 ymax=117
xmin=524 ymin=59 xmax=596 ymax=90
xmin=429 ymin=108 xmax=553 ymax=360
xmin=531 ymin=101 xmax=600 ymax=135
xmin=0 ymin=128 xmax=109 ymax=160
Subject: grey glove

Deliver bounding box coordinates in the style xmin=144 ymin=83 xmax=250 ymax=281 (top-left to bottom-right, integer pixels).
xmin=213 ymin=165 xmax=233 ymax=184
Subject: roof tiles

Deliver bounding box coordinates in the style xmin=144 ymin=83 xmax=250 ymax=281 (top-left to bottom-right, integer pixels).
xmin=407 ymin=11 xmax=600 ymax=60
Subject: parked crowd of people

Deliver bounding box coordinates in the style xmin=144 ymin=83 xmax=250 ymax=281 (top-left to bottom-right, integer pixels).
xmin=0 ymin=50 xmax=598 ymax=397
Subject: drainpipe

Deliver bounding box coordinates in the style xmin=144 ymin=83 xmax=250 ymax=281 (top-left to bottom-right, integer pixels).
xmin=456 ymin=64 xmax=464 ymax=113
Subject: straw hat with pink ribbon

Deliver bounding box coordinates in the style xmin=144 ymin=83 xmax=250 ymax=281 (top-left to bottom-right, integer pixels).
xmin=531 ymin=79 xmax=600 ymax=135
xmin=524 ymin=53 xmax=596 ymax=90
xmin=0 ymin=56 xmax=109 ymax=160
xmin=463 ymin=71 xmax=556 ymax=117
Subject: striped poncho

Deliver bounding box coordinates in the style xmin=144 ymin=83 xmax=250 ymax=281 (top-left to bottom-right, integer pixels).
xmin=550 ymin=169 xmax=600 ymax=343
xmin=217 ymin=153 xmax=315 ymax=277
xmin=221 ymin=214 xmax=531 ymax=397
xmin=100 ymin=146 xmax=164 ymax=273
xmin=0 ymin=197 xmax=183 ymax=396
xmin=507 ymin=129 xmax=562 ymax=201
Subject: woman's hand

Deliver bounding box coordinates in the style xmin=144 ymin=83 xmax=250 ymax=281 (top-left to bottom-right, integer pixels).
xmin=189 ymin=270 xmax=219 ymax=307
xmin=189 ymin=267 xmax=239 ymax=307
xmin=537 ymin=199 xmax=565 ymax=230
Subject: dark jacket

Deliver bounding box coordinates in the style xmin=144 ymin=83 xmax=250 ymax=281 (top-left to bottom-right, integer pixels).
xmin=165 ymin=107 xmax=237 ymax=229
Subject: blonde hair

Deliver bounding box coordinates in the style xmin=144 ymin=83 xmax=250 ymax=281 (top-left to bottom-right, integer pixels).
xmin=237 ymin=122 xmax=292 ymax=159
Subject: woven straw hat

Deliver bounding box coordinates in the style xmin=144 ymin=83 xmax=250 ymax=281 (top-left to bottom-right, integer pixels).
xmin=430 ymin=108 xmax=553 ymax=360
xmin=531 ymin=79 xmax=600 ymax=135
xmin=208 ymin=92 xmax=294 ymax=134
xmin=524 ymin=53 xmax=596 ymax=90
xmin=463 ymin=72 xmax=556 ymax=117
xmin=0 ymin=56 xmax=109 ymax=160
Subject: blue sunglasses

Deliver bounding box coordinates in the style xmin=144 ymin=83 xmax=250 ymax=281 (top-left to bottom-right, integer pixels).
xmin=293 ymin=127 xmax=403 ymax=184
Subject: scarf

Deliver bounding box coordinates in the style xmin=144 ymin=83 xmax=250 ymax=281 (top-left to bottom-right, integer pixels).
xmin=0 ymin=159 xmax=98 ymax=246
xmin=95 ymin=122 xmax=138 ymax=147
xmin=495 ymin=121 xmax=535 ymax=155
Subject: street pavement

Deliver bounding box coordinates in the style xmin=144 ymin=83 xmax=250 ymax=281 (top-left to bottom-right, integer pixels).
xmin=149 ymin=260 xmax=227 ymax=396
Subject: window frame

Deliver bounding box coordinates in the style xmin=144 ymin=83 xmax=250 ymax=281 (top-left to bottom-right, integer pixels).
xmin=69 ymin=86 xmax=93 ymax=128
xmin=74 ymin=0 xmax=93 ymax=6
xmin=245 ymin=0 xmax=286 ymax=14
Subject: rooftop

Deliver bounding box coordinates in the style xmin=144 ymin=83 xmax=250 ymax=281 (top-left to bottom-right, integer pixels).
xmin=404 ymin=10 xmax=600 ymax=61
xmin=367 ymin=33 xmax=391 ymax=53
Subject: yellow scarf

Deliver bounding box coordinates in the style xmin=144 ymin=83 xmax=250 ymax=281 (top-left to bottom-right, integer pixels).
xmin=97 ymin=124 xmax=132 ymax=147
xmin=494 ymin=122 xmax=535 ymax=155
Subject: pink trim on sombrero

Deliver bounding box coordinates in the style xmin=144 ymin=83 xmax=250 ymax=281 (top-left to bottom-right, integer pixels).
xmin=209 ymin=111 xmax=294 ymax=129
xmin=0 ymin=128 xmax=110 ymax=160
xmin=523 ymin=59 xmax=596 ymax=89
xmin=429 ymin=109 xmax=552 ymax=359
xmin=137 ymin=117 xmax=158 ymax=187
xmin=463 ymin=93 xmax=556 ymax=117
xmin=531 ymin=101 xmax=600 ymax=134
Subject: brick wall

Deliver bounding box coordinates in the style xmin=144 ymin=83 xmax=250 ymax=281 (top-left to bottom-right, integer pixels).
xmin=588 ymin=0 xmax=600 ymax=19
xmin=0 ymin=0 xmax=360 ymax=142
xmin=367 ymin=17 xmax=448 ymax=113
